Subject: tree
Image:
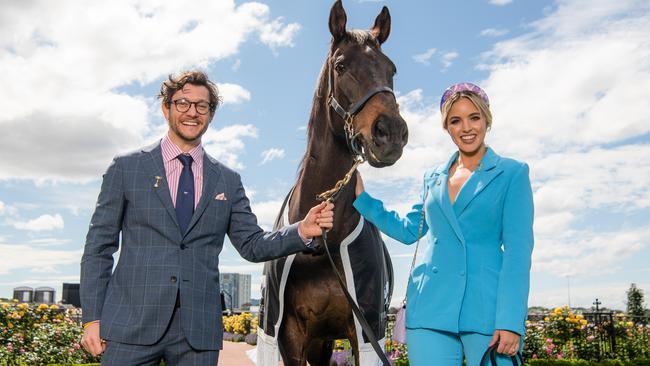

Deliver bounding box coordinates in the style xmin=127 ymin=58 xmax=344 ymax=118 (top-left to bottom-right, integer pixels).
xmin=626 ymin=283 xmax=647 ymax=324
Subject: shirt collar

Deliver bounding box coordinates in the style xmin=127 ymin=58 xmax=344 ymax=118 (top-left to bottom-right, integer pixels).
xmin=161 ymin=133 xmax=204 ymax=166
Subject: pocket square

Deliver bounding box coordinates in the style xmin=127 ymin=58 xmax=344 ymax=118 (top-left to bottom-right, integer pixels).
xmin=214 ymin=193 xmax=227 ymax=201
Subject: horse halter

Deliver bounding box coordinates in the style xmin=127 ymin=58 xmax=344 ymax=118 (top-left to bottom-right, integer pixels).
xmin=326 ymin=60 xmax=396 ymax=158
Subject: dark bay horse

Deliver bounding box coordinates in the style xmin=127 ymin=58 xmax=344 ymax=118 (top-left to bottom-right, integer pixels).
xmin=258 ymin=2 xmax=408 ymax=365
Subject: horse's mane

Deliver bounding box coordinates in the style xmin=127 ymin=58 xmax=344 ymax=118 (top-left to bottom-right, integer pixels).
xmin=295 ymin=30 xmax=379 ymax=178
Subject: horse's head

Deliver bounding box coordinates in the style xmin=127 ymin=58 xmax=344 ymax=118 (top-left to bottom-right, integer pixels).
xmin=326 ymin=0 xmax=408 ymax=168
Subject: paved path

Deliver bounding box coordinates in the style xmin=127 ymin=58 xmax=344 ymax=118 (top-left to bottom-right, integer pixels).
xmin=219 ymin=341 xmax=258 ymax=366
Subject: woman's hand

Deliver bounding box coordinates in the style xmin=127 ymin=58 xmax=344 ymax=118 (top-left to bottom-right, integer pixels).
xmin=355 ymin=172 xmax=365 ymax=197
xmin=489 ymin=329 xmax=520 ymax=356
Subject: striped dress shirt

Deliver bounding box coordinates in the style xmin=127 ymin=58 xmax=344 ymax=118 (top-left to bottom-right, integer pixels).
xmin=160 ymin=134 xmax=203 ymax=208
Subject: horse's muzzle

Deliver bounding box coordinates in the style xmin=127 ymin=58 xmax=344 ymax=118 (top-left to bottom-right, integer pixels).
xmin=366 ymin=116 xmax=408 ymax=167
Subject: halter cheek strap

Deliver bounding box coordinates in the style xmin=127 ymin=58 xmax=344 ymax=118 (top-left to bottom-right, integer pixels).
xmin=327 ymin=63 xmax=395 ymax=157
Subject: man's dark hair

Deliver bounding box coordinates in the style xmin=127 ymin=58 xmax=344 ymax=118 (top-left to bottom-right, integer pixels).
xmin=159 ymin=70 xmax=222 ymax=114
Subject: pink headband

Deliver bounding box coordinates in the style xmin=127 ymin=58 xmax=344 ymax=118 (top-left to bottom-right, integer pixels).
xmin=440 ymin=82 xmax=490 ymax=111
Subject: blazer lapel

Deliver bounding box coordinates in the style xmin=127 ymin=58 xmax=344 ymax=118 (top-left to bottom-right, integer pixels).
xmin=184 ymin=154 xmax=223 ymax=236
xmin=143 ymin=142 xmax=179 ymax=229
xmin=434 ymin=153 xmax=466 ymax=245
xmin=453 ymin=147 xmax=503 ymax=217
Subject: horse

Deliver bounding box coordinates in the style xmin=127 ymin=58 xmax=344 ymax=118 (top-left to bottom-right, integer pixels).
xmin=257 ymin=1 xmax=408 ymax=365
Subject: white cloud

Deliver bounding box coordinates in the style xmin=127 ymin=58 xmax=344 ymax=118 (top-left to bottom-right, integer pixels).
xmin=489 ymin=0 xmax=513 ymax=5
xmin=217 ymin=83 xmax=251 ymax=105
xmin=0 ymin=244 xmax=80 ymax=275
xmin=412 ymin=48 xmax=437 ymax=65
xmin=249 ymin=199 xmax=284 ymax=230
xmin=530 ymin=280 xmax=650 ymax=310
xmin=440 ymin=51 xmax=459 ymax=71
xmin=203 ymin=124 xmax=259 ymax=170
xmin=218 ymin=263 xmax=264 ymax=274
xmin=258 ymin=17 xmax=301 ymax=52
xmin=0 ymin=0 xmax=300 ymax=182
xmin=28 ymin=238 xmax=73 ymax=246
xmin=479 ymin=28 xmax=509 ymax=37
xmin=260 ymin=148 xmax=286 ymax=165
xmin=11 ymin=214 xmax=64 ymax=232
xmin=231 ymin=59 xmax=242 ymax=72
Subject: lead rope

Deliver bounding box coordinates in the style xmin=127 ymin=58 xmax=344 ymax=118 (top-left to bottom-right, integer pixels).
xmin=316 ymin=158 xmax=391 ymax=366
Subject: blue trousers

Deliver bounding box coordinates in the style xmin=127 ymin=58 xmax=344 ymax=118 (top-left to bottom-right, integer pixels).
xmin=406 ymin=328 xmax=522 ymax=366
xmin=101 ymin=306 xmax=219 ymax=366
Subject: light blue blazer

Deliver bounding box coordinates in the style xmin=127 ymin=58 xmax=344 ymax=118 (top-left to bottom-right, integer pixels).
xmin=354 ymin=147 xmax=534 ymax=336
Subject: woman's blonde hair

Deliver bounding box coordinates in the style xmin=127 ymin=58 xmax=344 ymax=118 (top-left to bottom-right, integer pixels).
xmin=440 ymin=91 xmax=492 ymax=130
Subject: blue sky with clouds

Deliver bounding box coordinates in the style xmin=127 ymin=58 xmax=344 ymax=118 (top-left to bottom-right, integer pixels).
xmin=1 ymin=0 xmax=649 ymax=310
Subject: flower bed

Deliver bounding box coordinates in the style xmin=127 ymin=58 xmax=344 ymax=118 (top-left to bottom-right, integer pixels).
xmin=222 ymin=312 xmax=258 ymax=345
xmin=0 ymin=301 xmax=99 ymax=365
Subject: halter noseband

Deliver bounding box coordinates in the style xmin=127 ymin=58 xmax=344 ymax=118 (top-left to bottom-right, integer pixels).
xmin=326 ymin=61 xmax=395 ymax=157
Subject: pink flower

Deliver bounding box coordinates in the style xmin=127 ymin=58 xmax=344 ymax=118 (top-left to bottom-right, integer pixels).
xmin=532 ymin=354 xmax=538 ymax=359
xmin=74 ymin=343 xmax=81 ymax=349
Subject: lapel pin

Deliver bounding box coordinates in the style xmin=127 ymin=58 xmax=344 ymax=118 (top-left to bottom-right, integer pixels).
xmin=154 ymin=176 xmax=162 ymax=188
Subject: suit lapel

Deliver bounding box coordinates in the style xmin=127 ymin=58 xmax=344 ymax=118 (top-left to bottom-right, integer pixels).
xmin=437 ymin=172 xmax=466 ymax=245
xmin=433 ymin=153 xmax=466 ymax=245
xmin=453 ymin=147 xmax=503 ymax=217
xmin=184 ymin=154 xmax=222 ymax=236
xmin=143 ymin=142 xmax=179 ymax=229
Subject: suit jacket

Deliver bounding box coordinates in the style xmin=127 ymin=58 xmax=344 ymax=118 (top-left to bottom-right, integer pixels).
xmin=80 ymin=141 xmax=307 ymax=350
xmin=354 ymin=147 xmax=534 ymax=336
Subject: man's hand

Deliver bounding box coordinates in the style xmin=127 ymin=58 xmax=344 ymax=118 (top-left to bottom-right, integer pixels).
xmin=489 ymin=329 xmax=521 ymax=356
xmin=355 ymin=172 xmax=365 ymax=197
xmin=299 ymin=201 xmax=334 ymax=238
xmin=80 ymin=321 xmax=106 ymax=357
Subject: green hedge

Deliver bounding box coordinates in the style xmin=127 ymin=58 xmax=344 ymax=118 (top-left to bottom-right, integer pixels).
xmin=527 ymin=359 xmax=650 ymax=366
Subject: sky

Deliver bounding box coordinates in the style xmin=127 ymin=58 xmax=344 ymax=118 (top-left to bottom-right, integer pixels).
xmin=0 ymin=0 xmax=649 ymax=311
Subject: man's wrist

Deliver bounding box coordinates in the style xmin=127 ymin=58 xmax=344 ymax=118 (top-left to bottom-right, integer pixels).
xmin=83 ymin=320 xmax=100 ymax=329
xmin=297 ymin=222 xmax=313 ymax=245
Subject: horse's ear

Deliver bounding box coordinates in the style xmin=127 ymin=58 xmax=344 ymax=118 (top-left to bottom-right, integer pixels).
xmin=370 ymin=6 xmax=391 ymax=44
xmin=329 ymin=0 xmax=347 ymax=42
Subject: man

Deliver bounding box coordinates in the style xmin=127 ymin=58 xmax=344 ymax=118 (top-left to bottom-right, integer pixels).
xmin=80 ymin=70 xmax=333 ymax=365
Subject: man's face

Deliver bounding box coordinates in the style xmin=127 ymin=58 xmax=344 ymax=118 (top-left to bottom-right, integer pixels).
xmin=162 ymin=84 xmax=213 ymax=146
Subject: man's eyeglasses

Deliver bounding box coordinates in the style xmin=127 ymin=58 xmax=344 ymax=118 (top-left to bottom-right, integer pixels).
xmin=169 ymin=99 xmax=213 ymax=115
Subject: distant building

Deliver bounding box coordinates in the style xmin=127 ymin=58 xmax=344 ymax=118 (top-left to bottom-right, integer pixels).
xmin=219 ymin=273 xmax=251 ymax=311
xmin=13 ymin=286 xmax=34 ymax=302
xmin=34 ymin=286 xmax=56 ymax=304
xmin=62 ymin=283 xmax=81 ymax=307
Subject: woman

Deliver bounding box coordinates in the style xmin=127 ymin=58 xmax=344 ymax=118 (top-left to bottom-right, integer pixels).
xmin=354 ymin=83 xmax=534 ymax=365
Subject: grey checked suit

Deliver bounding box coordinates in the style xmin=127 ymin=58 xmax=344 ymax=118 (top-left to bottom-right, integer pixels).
xmin=80 ymin=141 xmax=307 ymax=350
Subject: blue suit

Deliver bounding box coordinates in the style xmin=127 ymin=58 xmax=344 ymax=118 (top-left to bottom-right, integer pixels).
xmin=354 ymin=147 xmax=534 ymax=337
xmin=80 ymin=141 xmax=307 ymax=354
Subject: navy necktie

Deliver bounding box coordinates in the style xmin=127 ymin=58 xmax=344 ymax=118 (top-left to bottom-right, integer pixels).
xmin=176 ymin=154 xmax=194 ymax=234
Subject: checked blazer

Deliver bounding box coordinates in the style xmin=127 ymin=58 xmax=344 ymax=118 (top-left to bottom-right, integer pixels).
xmin=80 ymin=140 xmax=307 ymax=350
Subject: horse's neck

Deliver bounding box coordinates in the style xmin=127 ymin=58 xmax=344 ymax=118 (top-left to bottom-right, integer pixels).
xmin=290 ymin=103 xmax=360 ymax=241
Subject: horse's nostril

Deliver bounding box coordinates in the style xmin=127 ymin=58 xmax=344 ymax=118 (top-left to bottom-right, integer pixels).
xmin=372 ymin=120 xmax=390 ymax=146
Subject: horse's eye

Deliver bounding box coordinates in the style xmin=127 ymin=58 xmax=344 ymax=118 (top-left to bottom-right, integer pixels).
xmin=335 ymin=63 xmax=346 ymax=74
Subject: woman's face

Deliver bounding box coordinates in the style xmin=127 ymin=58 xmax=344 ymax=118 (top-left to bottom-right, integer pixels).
xmin=445 ymin=97 xmax=487 ymax=156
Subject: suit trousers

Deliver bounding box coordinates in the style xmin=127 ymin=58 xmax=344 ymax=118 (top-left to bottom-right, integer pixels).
xmin=406 ymin=328 xmax=522 ymax=366
xmin=101 ymin=305 xmax=219 ymax=366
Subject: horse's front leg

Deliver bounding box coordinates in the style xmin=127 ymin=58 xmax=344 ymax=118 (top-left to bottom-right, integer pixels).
xmin=346 ymin=320 xmax=360 ymax=366
xmin=279 ymin=312 xmax=309 ymax=366
xmin=306 ymin=339 xmax=334 ymax=366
